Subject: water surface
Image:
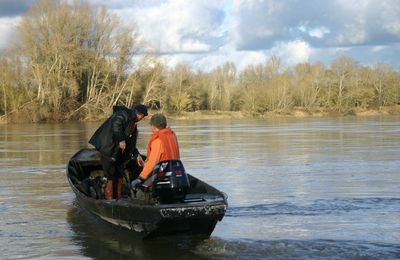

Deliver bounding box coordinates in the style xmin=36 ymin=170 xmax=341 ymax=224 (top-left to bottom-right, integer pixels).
xmin=1 ymin=116 xmax=399 ymax=259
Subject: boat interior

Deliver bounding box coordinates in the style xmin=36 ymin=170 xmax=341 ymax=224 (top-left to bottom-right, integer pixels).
xmin=67 ymin=149 xmax=226 ymax=204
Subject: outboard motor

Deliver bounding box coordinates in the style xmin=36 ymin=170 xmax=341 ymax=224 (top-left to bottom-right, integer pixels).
xmin=152 ymin=160 xmax=190 ymax=203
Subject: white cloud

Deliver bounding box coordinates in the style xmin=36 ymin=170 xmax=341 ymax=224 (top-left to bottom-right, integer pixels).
xmin=228 ymin=0 xmax=400 ymax=49
xmin=0 ymin=17 xmax=20 ymax=49
xmin=381 ymin=1 xmax=400 ymax=36
xmin=229 ymin=0 xmax=288 ymax=50
xmin=0 ymin=0 xmax=399 ymax=71
xmin=84 ymin=0 xmax=129 ymax=9
xmin=309 ymin=27 xmax=330 ymax=39
xmin=117 ymin=0 xmax=226 ymax=53
xmin=168 ymin=40 xmax=311 ymax=72
xmin=105 ymin=0 xmax=400 ymax=70
xmin=371 ymin=46 xmax=387 ymax=52
xmin=225 ymin=50 xmax=268 ymax=71
xmin=162 ymin=44 xmax=268 ymax=72
xmin=270 ymin=40 xmax=312 ymax=67
xmin=180 ymin=39 xmax=211 ymax=52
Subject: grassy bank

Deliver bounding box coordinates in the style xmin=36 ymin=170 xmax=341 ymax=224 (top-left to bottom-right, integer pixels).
xmin=1 ymin=105 xmax=400 ymax=124
xmin=166 ymin=105 xmax=400 ymax=120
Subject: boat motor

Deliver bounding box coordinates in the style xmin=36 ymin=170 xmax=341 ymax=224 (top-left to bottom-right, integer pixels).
xmin=152 ymin=160 xmax=190 ymax=203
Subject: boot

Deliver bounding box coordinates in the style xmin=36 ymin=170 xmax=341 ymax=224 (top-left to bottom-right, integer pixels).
xmin=104 ymin=180 xmax=113 ymax=200
xmin=116 ymin=177 xmax=123 ymax=199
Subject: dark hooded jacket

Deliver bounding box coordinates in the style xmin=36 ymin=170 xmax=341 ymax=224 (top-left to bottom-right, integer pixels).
xmin=89 ymin=106 xmax=139 ymax=160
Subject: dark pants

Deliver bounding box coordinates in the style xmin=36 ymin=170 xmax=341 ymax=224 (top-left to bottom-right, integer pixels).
xmin=100 ymin=155 xmax=124 ymax=178
xmin=100 ymin=154 xmax=124 ymax=197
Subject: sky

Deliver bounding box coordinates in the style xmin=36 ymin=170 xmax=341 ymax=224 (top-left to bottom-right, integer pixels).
xmin=0 ymin=0 xmax=399 ymax=71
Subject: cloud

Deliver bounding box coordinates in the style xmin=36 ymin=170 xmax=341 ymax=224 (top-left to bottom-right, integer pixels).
xmin=193 ymin=48 xmax=268 ymax=72
xmin=229 ymin=0 xmax=400 ymax=50
xmin=0 ymin=0 xmax=35 ymax=17
xmin=229 ymin=0 xmax=287 ymax=50
xmin=84 ymin=0 xmax=128 ymax=9
xmin=97 ymin=0 xmax=400 ymax=70
xmin=371 ymin=46 xmax=387 ymax=52
xmin=0 ymin=17 xmax=20 ymax=49
xmin=115 ymin=0 xmax=227 ymax=53
xmin=0 ymin=0 xmax=399 ymax=71
xmin=308 ymin=27 xmax=330 ymax=39
xmin=171 ymin=40 xmax=311 ymax=72
xmin=270 ymin=40 xmax=312 ymax=66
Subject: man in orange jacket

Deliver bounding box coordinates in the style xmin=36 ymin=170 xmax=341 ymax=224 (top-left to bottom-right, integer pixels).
xmin=131 ymin=113 xmax=180 ymax=187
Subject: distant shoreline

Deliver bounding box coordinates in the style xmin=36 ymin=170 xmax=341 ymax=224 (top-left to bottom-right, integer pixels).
xmin=167 ymin=105 xmax=400 ymax=120
xmin=1 ymin=105 xmax=400 ymax=124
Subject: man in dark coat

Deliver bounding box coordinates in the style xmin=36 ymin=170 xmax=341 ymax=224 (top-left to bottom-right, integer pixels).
xmin=89 ymin=104 xmax=148 ymax=200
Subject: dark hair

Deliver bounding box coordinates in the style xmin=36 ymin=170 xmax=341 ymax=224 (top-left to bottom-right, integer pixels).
xmin=150 ymin=113 xmax=167 ymax=129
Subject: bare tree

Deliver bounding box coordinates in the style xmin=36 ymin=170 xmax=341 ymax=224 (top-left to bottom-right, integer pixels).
xmin=369 ymin=63 xmax=398 ymax=108
xmin=167 ymin=64 xmax=193 ymax=112
xmin=330 ymin=56 xmax=357 ymax=112
xmin=17 ymin=0 xmax=140 ymax=120
xmin=135 ymin=55 xmax=167 ymax=109
xmin=294 ymin=62 xmax=324 ymax=109
xmin=208 ymin=62 xmax=236 ymax=111
xmin=0 ymin=50 xmax=30 ymax=118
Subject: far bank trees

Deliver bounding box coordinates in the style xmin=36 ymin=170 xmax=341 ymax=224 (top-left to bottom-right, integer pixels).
xmin=0 ymin=0 xmax=399 ymax=122
xmin=3 ymin=0 xmax=140 ymax=121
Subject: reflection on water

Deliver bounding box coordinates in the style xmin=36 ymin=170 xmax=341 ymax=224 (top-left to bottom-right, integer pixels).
xmin=67 ymin=202 xmax=208 ymax=260
xmin=1 ymin=116 xmax=400 ymax=259
xmin=68 ymin=202 xmax=400 ymax=259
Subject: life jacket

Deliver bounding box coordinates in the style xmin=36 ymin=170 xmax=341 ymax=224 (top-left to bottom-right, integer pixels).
xmin=147 ymin=128 xmax=180 ymax=161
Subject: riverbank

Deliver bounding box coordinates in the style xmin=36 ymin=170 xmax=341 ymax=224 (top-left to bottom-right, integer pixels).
xmin=1 ymin=105 xmax=400 ymax=124
xmin=167 ymin=105 xmax=400 ymax=120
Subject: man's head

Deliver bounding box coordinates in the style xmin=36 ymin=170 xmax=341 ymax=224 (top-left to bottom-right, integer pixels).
xmin=133 ymin=104 xmax=148 ymax=121
xmin=150 ymin=113 xmax=167 ymax=132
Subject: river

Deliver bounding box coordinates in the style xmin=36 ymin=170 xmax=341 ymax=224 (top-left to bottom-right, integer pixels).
xmin=0 ymin=116 xmax=399 ymax=259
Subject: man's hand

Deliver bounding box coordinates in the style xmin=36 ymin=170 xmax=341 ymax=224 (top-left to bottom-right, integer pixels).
xmin=131 ymin=178 xmax=143 ymax=188
xmin=137 ymin=155 xmax=145 ymax=167
xmin=119 ymin=141 xmax=126 ymax=151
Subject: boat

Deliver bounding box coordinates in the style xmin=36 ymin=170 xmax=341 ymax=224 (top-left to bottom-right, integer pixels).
xmin=66 ymin=149 xmax=228 ymax=239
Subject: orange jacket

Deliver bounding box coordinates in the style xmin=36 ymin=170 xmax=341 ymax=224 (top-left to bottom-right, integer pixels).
xmin=139 ymin=128 xmax=180 ymax=180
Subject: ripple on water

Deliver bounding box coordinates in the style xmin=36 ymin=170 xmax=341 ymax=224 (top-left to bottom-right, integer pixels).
xmin=226 ymin=197 xmax=400 ymax=217
xmin=193 ymin=237 xmax=400 ymax=259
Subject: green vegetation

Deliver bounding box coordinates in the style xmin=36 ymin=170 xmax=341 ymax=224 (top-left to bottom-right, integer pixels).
xmin=1 ymin=0 xmax=399 ymax=123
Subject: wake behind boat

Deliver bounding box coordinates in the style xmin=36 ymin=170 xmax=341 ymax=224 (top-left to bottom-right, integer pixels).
xmin=66 ymin=149 xmax=228 ymax=239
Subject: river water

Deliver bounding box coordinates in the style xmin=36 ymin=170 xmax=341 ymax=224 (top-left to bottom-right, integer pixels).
xmin=0 ymin=116 xmax=399 ymax=259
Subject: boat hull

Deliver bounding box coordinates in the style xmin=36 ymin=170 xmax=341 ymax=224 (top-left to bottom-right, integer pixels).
xmin=67 ymin=149 xmax=227 ymax=239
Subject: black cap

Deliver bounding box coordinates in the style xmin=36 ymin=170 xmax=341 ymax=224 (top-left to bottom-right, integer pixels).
xmin=133 ymin=104 xmax=148 ymax=116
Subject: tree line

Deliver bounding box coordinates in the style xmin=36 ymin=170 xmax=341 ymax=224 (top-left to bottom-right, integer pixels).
xmin=1 ymin=0 xmax=399 ymax=122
